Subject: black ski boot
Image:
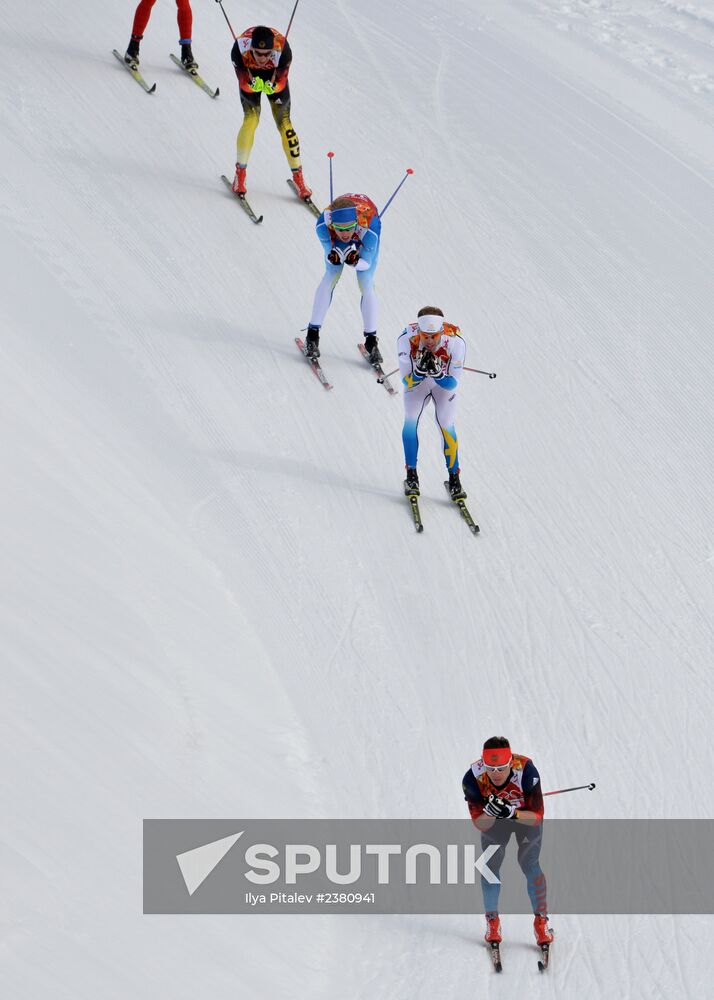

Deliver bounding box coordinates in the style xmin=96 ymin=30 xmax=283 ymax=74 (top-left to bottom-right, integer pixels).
xmin=364 ymin=332 xmax=383 ymax=366
xmin=404 ymin=467 xmax=420 ymax=496
xmin=181 ymin=43 xmax=198 ymax=71
xmin=305 ymin=325 xmax=320 ymax=359
xmin=448 ymin=469 xmax=467 ymax=500
xmin=125 ymin=36 xmax=141 ymax=67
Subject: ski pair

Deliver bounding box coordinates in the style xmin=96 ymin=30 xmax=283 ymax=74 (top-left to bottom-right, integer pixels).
xmin=112 ymin=51 xmax=219 ymax=97
xmin=404 ymin=482 xmax=480 ymax=535
xmin=221 ymin=177 xmax=320 ymax=225
xmin=488 ymin=938 xmax=551 ymax=974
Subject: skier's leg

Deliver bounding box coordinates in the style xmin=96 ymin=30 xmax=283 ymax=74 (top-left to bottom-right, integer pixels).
xmin=175 ymin=0 xmax=192 ymax=39
xmin=131 ymin=0 xmax=157 ymax=38
xmin=480 ymin=830 xmax=512 ymax=915
xmin=268 ymin=88 xmax=302 ymax=169
xmin=402 ymin=384 xmax=431 ymax=469
xmin=516 ymin=826 xmax=548 ymax=915
xmin=357 ymin=255 xmax=379 ymax=334
xmin=309 ymin=264 xmax=344 ymax=328
xmin=431 ymin=384 xmax=460 ymax=472
xmin=236 ymin=91 xmax=262 ymax=166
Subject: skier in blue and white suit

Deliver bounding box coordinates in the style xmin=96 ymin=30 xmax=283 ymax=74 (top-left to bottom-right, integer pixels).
xmin=304 ymin=193 xmax=382 ymax=364
xmin=398 ymin=306 xmax=468 ymax=499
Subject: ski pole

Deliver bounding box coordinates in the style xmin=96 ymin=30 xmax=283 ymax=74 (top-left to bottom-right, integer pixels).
xmin=214 ymin=0 xmax=237 ymax=40
xmin=377 ymin=365 xmax=496 ymax=384
xmin=284 ymin=0 xmax=301 ymax=40
xmin=377 ymin=364 xmax=498 ymax=384
xmin=327 ymin=151 xmax=335 ymax=203
xmin=379 ymin=169 xmax=413 ymax=218
xmin=543 ymin=782 xmax=596 ymax=797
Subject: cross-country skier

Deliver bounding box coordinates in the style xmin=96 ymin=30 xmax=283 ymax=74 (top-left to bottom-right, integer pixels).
xmin=304 ymin=194 xmax=382 ymax=363
xmin=125 ymin=0 xmax=197 ymax=70
xmin=398 ymin=307 xmax=466 ymax=499
xmin=462 ymin=736 xmax=554 ymax=949
xmin=230 ymin=26 xmax=311 ymax=200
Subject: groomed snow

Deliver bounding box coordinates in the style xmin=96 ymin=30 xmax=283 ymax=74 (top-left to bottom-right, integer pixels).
xmin=1 ymin=0 xmax=712 ymax=996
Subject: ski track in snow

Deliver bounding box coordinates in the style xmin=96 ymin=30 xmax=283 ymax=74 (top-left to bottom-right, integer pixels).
xmin=1 ymin=0 xmax=713 ymax=997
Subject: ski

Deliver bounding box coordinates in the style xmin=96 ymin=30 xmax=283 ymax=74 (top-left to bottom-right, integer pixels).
xmin=537 ymin=942 xmax=550 ymax=972
xmin=488 ymin=942 xmax=503 ymax=973
xmin=220 ymin=175 xmax=263 ymax=224
xmin=169 ymin=54 xmax=219 ymax=98
xmin=444 ymin=482 xmax=480 ymax=534
xmin=286 ymin=179 xmax=321 ymax=218
xmin=404 ymin=485 xmax=424 ymax=533
xmin=112 ymin=49 xmax=156 ymax=93
xmin=357 ymin=344 xmax=397 ymax=395
xmin=295 ymin=337 xmax=333 ymax=390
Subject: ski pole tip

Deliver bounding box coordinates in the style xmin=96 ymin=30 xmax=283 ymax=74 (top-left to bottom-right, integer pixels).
xmin=489 ymin=372 xmax=497 ymax=379
xmin=327 ymin=151 xmax=335 ymax=158
xmin=406 ymin=168 xmax=414 ymax=174
xmin=588 ymin=783 xmax=596 ymax=790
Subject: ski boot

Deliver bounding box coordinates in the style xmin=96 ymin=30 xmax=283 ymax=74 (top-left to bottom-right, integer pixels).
xmin=181 ymin=42 xmax=198 ymax=72
xmin=485 ymin=913 xmax=502 ymax=944
xmin=448 ymin=468 xmax=467 ymax=501
xmin=291 ymin=167 xmax=312 ymax=200
xmin=404 ymin=466 xmax=420 ymax=497
xmin=305 ymin=325 xmax=320 ymax=359
xmin=364 ymin=332 xmax=383 ymax=366
xmin=232 ymin=163 xmax=247 ymax=196
xmin=533 ymin=914 xmax=554 ymax=946
xmin=125 ymin=35 xmax=141 ymax=68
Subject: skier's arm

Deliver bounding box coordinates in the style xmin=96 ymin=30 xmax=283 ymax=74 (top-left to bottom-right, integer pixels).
xmin=516 ymin=762 xmax=544 ymax=826
xmin=273 ymin=40 xmax=292 ymax=91
xmin=425 ymin=332 xmax=464 ymax=388
xmin=231 ymin=41 xmax=251 ymax=89
xmin=398 ymin=331 xmax=426 ymax=389
xmin=355 ymin=227 xmax=379 ymax=269
xmin=463 ymin=769 xmax=498 ymax=832
xmin=315 ymin=217 xmax=335 ymax=257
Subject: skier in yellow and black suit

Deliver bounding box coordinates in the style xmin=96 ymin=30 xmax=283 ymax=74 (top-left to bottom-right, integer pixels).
xmin=230 ymin=25 xmax=311 ymax=200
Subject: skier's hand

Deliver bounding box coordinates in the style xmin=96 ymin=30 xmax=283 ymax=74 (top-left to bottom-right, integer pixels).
xmin=263 ymin=80 xmax=276 ymax=96
xmin=344 ymin=248 xmax=360 ymax=267
xmin=249 ymin=77 xmax=264 ymax=93
xmin=415 ymin=350 xmax=441 ymax=377
xmin=327 ymin=249 xmax=342 ymax=266
xmin=484 ymin=794 xmax=515 ymax=819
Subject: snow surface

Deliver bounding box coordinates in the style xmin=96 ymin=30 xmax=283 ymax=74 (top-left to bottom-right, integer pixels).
xmin=1 ymin=0 xmax=713 ymax=996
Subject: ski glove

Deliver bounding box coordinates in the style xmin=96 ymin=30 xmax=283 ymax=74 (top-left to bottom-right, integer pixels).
xmin=344 ymin=248 xmax=360 ymax=267
xmin=250 ymin=77 xmax=265 ymax=93
xmin=415 ymin=350 xmax=443 ymax=378
xmin=484 ymin=795 xmax=516 ymax=820
xmin=263 ymin=80 xmax=276 ymax=96
xmin=327 ymin=249 xmax=342 ymax=266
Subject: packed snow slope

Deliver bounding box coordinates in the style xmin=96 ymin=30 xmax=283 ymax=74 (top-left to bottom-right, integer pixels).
xmin=2 ymin=0 xmax=713 ymax=996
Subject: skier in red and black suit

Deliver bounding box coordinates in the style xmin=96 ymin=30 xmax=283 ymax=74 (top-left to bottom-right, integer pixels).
xmin=124 ymin=0 xmax=198 ymax=71
xmin=230 ymin=26 xmax=311 ymax=200
xmin=462 ymin=736 xmax=554 ymax=947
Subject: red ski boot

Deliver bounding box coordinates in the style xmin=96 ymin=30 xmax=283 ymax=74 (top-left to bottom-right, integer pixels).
xmin=291 ymin=167 xmax=312 ymax=200
xmin=533 ymin=913 xmax=554 ymax=946
xmin=484 ymin=913 xmax=502 ymax=943
xmin=232 ymin=164 xmax=247 ymax=196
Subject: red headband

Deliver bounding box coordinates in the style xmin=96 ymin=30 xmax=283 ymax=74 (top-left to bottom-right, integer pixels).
xmin=482 ymin=747 xmax=512 ymax=767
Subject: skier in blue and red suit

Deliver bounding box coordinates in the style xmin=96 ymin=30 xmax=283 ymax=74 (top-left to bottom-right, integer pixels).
xmin=462 ymin=736 xmax=554 ymax=947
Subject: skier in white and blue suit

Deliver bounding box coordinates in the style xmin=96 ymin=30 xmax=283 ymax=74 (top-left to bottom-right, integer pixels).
xmin=304 ymin=193 xmax=382 ymax=364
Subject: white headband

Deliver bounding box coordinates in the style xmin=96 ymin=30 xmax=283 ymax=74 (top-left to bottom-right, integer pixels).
xmin=417 ymin=313 xmax=444 ymax=334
